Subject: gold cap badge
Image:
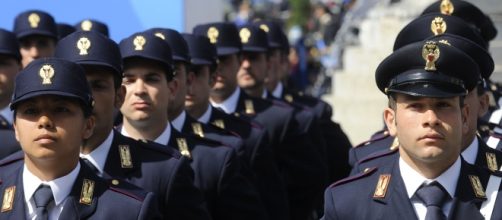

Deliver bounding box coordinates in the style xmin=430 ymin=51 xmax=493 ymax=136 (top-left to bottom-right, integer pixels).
xmin=468 ymin=175 xmax=486 ymax=198
xmin=431 ymin=17 xmax=447 ymax=35
xmin=244 ymin=99 xmax=255 ymax=115
xmin=119 ymin=145 xmax=133 ymax=168
xmin=39 ymin=64 xmax=55 ymax=85
xmin=422 ymin=41 xmax=440 ymax=71
xmin=192 ymin=123 xmax=205 ymax=138
xmin=28 ymin=13 xmax=40 ymax=28
xmin=207 ymin=27 xmax=219 ymax=44
xmin=176 ymin=138 xmax=191 ymax=159
xmin=259 ymin=24 xmax=269 ymax=33
xmin=212 ymin=119 xmax=225 ymax=129
xmin=81 ymin=20 xmax=93 ymax=31
xmin=440 ymin=0 xmax=454 ymax=15
xmin=77 ymin=37 xmax=91 ymax=55
xmin=1 ymin=186 xmax=15 ymax=212
xmin=373 ymin=174 xmax=391 ymax=198
xmin=133 ymin=35 xmax=146 ymax=51
xmin=79 ymin=179 xmax=95 ymax=205
xmin=154 ymin=32 xmax=165 ymax=40
xmin=240 ymin=28 xmax=251 ymax=44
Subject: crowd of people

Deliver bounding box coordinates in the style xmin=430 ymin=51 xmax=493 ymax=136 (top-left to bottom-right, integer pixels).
xmin=0 ymin=0 xmax=501 ymax=219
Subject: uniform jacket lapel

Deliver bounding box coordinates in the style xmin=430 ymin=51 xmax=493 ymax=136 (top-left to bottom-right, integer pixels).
xmin=0 ymin=163 xmax=27 ymax=220
xmin=103 ymin=130 xmax=140 ymax=178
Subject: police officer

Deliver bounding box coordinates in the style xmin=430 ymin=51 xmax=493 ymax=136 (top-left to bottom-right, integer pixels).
xmin=323 ymin=40 xmax=492 ymax=220
xmin=118 ymin=32 xmax=268 ymax=220
xmin=183 ymin=33 xmax=290 ymax=220
xmin=54 ymin=31 xmax=211 ymax=220
xmin=74 ymin=19 xmax=110 ymax=37
xmin=13 ymin=10 xmax=58 ymax=68
xmin=0 ymin=57 xmax=160 ymax=219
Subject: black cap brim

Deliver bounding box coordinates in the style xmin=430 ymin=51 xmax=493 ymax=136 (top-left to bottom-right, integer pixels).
xmin=217 ymin=47 xmax=240 ymax=56
xmin=17 ymin=30 xmax=57 ymax=39
xmin=388 ymin=82 xmax=467 ymax=98
xmin=10 ymin=90 xmax=90 ymax=111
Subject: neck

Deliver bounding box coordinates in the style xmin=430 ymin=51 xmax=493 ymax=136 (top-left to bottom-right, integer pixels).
xmin=168 ymin=107 xmax=184 ymax=121
xmin=81 ymin=127 xmax=113 ymax=154
xmin=266 ymin=81 xmax=279 ymax=93
xmin=461 ymin=133 xmax=476 ymax=151
xmin=24 ymin=154 xmax=78 ymax=181
xmin=122 ymin=117 xmax=166 ymax=141
xmin=243 ymin=86 xmax=264 ymax=98
xmin=210 ymin=86 xmax=236 ymax=104
xmin=400 ymin=148 xmax=457 ymax=179
xmin=187 ymin=102 xmax=210 ymax=119
xmin=0 ymin=99 xmax=9 ymax=110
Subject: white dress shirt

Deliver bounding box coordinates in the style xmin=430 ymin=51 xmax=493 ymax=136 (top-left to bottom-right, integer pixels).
xmin=271 ymin=82 xmax=284 ymax=99
xmin=171 ymin=111 xmax=187 ymax=132
xmin=23 ymin=162 xmax=80 ymax=220
xmin=210 ymin=87 xmax=241 ymax=114
xmin=80 ymin=131 xmax=114 ymax=175
xmin=121 ymin=123 xmax=172 ymax=146
xmin=0 ymin=106 xmax=14 ymax=125
xmin=461 ymin=138 xmax=479 ymax=165
xmin=197 ymin=105 xmax=213 ymax=124
xmin=399 ymin=156 xmax=461 ymax=220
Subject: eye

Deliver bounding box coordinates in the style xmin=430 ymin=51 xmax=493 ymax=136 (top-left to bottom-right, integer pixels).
xmin=54 ymin=106 xmax=71 ymax=113
xmin=90 ymin=80 xmax=109 ymax=90
xmin=22 ymin=107 xmax=39 ymax=115
xmin=145 ymin=74 xmax=161 ymax=83
xmin=122 ymin=77 xmax=135 ymax=85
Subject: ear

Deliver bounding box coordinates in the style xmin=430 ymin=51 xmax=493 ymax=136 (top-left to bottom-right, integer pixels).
xmin=114 ymin=86 xmax=126 ymax=108
xmin=477 ymin=92 xmax=490 ymax=117
xmin=82 ymin=115 xmax=96 ymax=140
xmin=461 ymin=103 xmax=470 ymax=134
xmin=383 ymin=108 xmax=397 ymax=137
xmin=13 ymin=120 xmax=20 ymax=142
xmin=209 ymin=72 xmax=217 ymax=87
xmin=186 ymin=71 xmax=195 ymax=94
xmin=167 ymin=78 xmax=179 ymax=102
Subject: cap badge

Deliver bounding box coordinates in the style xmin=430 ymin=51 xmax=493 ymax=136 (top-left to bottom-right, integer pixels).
xmin=154 ymin=32 xmax=165 ymax=40
xmin=79 ymin=179 xmax=95 ymax=205
xmin=1 ymin=186 xmax=15 ymax=212
xmin=207 ymin=27 xmax=219 ymax=44
xmin=373 ymin=174 xmax=391 ymax=198
xmin=28 ymin=13 xmax=40 ymax=28
xmin=422 ymin=41 xmax=440 ymax=71
xmin=133 ymin=35 xmax=146 ymax=51
xmin=81 ymin=20 xmax=93 ymax=31
xmin=119 ymin=145 xmax=133 ymax=168
xmin=440 ymin=0 xmax=454 ymax=15
xmin=176 ymin=138 xmax=191 ymax=159
xmin=39 ymin=64 xmax=55 ymax=85
xmin=431 ymin=17 xmax=447 ymax=35
xmin=77 ymin=37 xmax=91 ymax=55
xmin=240 ymin=28 xmax=251 ymax=44
xmin=259 ymin=24 xmax=269 ymax=33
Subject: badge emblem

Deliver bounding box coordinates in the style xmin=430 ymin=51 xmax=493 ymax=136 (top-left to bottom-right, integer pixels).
xmin=133 ymin=35 xmax=146 ymax=51
xmin=440 ymin=0 xmax=454 ymax=15
xmin=81 ymin=20 xmax=93 ymax=31
xmin=77 ymin=37 xmax=91 ymax=55
xmin=244 ymin=99 xmax=255 ymax=115
xmin=1 ymin=186 xmax=15 ymax=212
xmin=389 ymin=137 xmax=399 ymax=151
xmin=240 ymin=28 xmax=251 ymax=44
xmin=422 ymin=41 xmax=440 ymax=71
xmin=79 ymin=179 xmax=95 ymax=205
xmin=431 ymin=17 xmax=447 ymax=35
xmin=39 ymin=64 xmax=55 ymax=85
xmin=119 ymin=145 xmax=133 ymax=168
xmin=486 ymin=152 xmax=498 ymax=172
xmin=154 ymin=32 xmax=166 ymax=40
xmin=176 ymin=138 xmax=191 ymax=159
xmin=259 ymin=24 xmax=269 ymax=33
xmin=212 ymin=119 xmax=225 ymax=129
xmin=373 ymin=174 xmax=391 ymax=198
xmin=192 ymin=123 xmax=205 ymax=138
xmin=28 ymin=13 xmax=40 ymax=28
xmin=469 ymin=175 xmax=486 ymax=198
xmin=285 ymin=94 xmax=294 ymax=103
xmin=207 ymin=27 xmax=219 ymax=44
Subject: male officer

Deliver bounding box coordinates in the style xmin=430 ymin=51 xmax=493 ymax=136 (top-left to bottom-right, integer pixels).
xmin=13 ymin=10 xmax=58 ymax=68
xmin=74 ymin=19 xmax=110 ymax=37
xmin=323 ymin=40 xmax=491 ymax=220
xmin=0 ymin=29 xmax=22 ymax=159
xmin=118 ymin=32 xmax=268 ymax=220
xmin=54 ymin=31 xmax=210 ymax=220
xmin=0 ymin=57 xmax=160 ymax=219
xmin=183 ymin=33 xmax=290 ymax=220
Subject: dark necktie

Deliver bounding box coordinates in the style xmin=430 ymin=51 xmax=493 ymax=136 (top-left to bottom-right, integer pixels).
xmin=415 ymin=181 xmax=450 ymax=220
xmin=33 ymin=185 xmax=53 ymax=220
xmin=82 ymin=158 xmax=100 ymax=175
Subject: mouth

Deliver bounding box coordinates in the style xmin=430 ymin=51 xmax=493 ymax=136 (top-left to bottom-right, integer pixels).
xmin=34 ymin=134 xmax=57 ymax=144
xmin=419 ymin=132 xmax=445 ymax=141
xmin=132 ymin=101 xmax=150 ymax=109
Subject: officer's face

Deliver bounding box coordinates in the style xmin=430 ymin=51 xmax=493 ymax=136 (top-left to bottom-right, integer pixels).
xmin=265 ymin=49 xmax=281 ymax=92
xmin=13 ymin=95 xmax=94 ymax=169
xmin=19 ymin=35 xmax=56 ymax=68
xmin=384 ymin=94 xmax=468 ymax=171
xmin=121 ymin=61 xmax=174 ymax=125
xmin=0 ymin=56 xmax=21 ymax=107
xmin=186 ymin=65 xmax=213 ymax=116
xmin=238 ymin=52 xmax=268 ymax=90
xmin=84 ymin=67 xmax=122 ymax=146
xmin=462 ymin=87 xmax=489 ymax=147
xmin=213 ymin=54 xmax=239 ymax=95
xmin=168 ymin=62 xmax=187 ymax=117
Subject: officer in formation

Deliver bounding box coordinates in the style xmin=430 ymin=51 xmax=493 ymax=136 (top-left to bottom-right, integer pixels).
xmin=0 ymin=7 xmax=354 ymax=220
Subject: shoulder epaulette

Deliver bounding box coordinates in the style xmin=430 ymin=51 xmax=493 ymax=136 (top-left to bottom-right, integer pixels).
xmin=121 ymin=135 xmax=182 ymax=159
xmin=330 ymin=167 xmax=377 ymax=187
xmin=271 ymin=99 xmax=291 ymax=108
xmin=357 ymin=147 xmax=399 ymax=164
xmin=354 ymin=131 xmax=390 ymax=148
xmin=108 ymin=179 xmax=148 ymax=202
xmin=188 ymin=133 xmax=231 ymax=148
xmin=490 ymin=132 xmax=502 ymax=139
xmin=0 ymin=151 xmax=24 ymax=167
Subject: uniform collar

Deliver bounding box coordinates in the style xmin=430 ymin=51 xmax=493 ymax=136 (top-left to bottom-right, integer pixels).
xmin=399 ymin=156 xmax=460 ymax=200
xmin=79 ymin=131 xmax=114 ymax=174
xmin=197 ymin=105 xmax=212 ymax=124
xmin=271 ymin=82 xmax=284 ymax=98
xmin=210 ymin=87 xmax=240 ymax=114
xmin=261 ymin=89 xmax=268 ymax=99
xmin=461 ymin=138 xmax=479 ymax=165
xmin=23 ymin=162 xmax=80 ymax=206
xmin=0 ymin=106 xmax=14 ymax=125
xmin=171 ymin=111 xmax=186 ymax=131
xmin=153 ymin=123 xmax=172 ymax=145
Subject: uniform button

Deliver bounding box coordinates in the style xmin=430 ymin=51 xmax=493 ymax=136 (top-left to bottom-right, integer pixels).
xmin=111 ymin=179 xmax=120 ymax=185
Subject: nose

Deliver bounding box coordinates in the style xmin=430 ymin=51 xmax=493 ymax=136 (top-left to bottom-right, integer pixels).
xmin=423 ymin=109 xmax=441 ymax=128
xmin=241 ymin=57 xmax=251 ymax=69
xmin=186 ymin=72 xmax=195 ymax=94
xmin=132 ymin=79 xmax=147 ymax=96
xmin=37 ymin=115 xmax=54 ymax=129
xmin=29 ymin=46 xmax=40 ymax=59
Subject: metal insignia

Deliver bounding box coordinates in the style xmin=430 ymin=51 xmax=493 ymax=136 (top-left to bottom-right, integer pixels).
xmin=77 ymin=37 xmax=91 ymax=55
xmin=259 ymin=24 xmax=269 ymax=33
xmin=438 ymin=39 xmax=451 ymax=46
xmin=154 ymin=32 xmax=165 ymax=40
xmin=39 ymin=64 xmax=55 ymax=85
xmin=468 ymin=175 xmax=486 ymax=198
xmin=1 ymin=186 xmax=15 ymax=212
xmin=176 ymin=138 xmax=191 ymax=159
xmin=440 ymin=0 xmax=454 ymax=15
xmin=79 ymin=179 xmax=95 ymax=205
xmin=486 ymin=152 xmax=498 ymax=172
xmin=373 ymin=174 xmax=391 ymax=198
xmin=192 ymin=123 xmax=205 ymax=138
xmin=285 ymin=94 xmax=294 ymax=103
xmin=422 ymin=41 xmax=440 ymax=71
xmin=28 ymin=13 xmax=40 ymax=28
xmin=119 ymin=145 xmax=133 ymax=168
xmin=431 ymin=17 xmax=447 ymax=35
xmin=133 ymin=35 xmax=146 ymax=51
xmin=244 ymin=99 xmax=255 ymax=115
xmin=389 ymin=137 xmax=399 ymax=151
xmin=207 ymin=27 xmax=219 ymax=44
xmin=212 ymin=119 xmax=225 ymax=129
xmin=81 ymin=20 xmax=93 ymax=31
xmin=240 ymin=28 xmax=251 ymax=44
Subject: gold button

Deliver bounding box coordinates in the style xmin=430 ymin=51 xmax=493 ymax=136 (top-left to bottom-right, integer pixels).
xmin=112 ymin=179 xmax=119 ymax=185
xmin=363 ymin=168 xmax=370 ymax=173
